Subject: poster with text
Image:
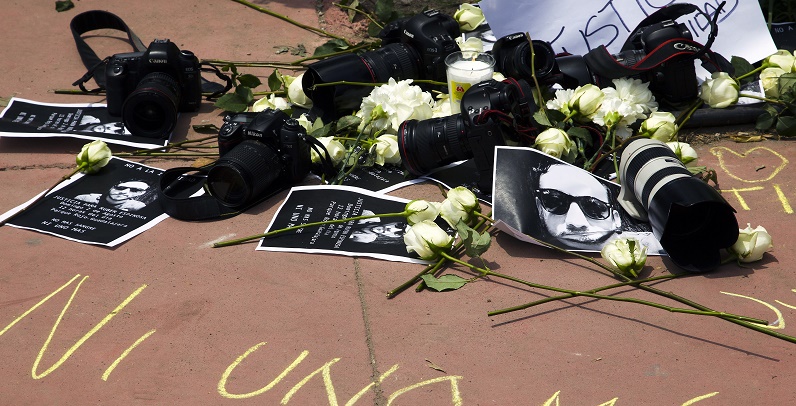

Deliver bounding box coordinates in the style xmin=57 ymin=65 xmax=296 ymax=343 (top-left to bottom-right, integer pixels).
xmin=0 ymin=157 xmax=177 ymax=246
xmin=257 ymin=185 xmax=452 ymax=264
xmin=0 ymin=98 xmax=170 ymax=148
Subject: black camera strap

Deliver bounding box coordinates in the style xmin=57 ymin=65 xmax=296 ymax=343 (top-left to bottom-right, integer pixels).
xmin=157 ymin=165 xmax=288 ymax=221
xmin=583 ymin=2 xmax=732 ymax=81
xmin=69 ymin=10 xmax=231 ymax=98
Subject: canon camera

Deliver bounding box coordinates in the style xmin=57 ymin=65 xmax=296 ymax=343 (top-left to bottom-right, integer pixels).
xmin=303 ymin=9 xmax=460 ymax=120
xmin=105 ymin=39 xmax=202 ymax=139
xmin=398 ymin=78 xmax=536 ymax=192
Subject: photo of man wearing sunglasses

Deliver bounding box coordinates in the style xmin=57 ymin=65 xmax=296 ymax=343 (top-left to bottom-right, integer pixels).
xmin=492 ymin=146 xmax=663 ymax=254
xmin=74 ymin=178 xmax=157 ymax=212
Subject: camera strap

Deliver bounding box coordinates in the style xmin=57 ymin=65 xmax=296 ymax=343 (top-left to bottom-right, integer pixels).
xmin=69 ymin=10 xmax=231 ymax=98
xmin=157 ymin=165 xmax=288 ymax=221
xmin=583 ymin=2 xmax=733 ymax=81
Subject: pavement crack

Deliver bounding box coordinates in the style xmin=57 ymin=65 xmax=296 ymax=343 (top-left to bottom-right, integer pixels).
xmin=354 ymin=257 xmax=386 ymax=406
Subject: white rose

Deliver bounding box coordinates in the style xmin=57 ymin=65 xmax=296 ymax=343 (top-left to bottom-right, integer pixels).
xmin=405 ymin=200 xmax=440 ymax=225
xmin=700 ymin=72 xmax=739 ymax=109
xmin=296 ymin=113 xmax=324 ymax=135
xmin=601 ymin=238 xmax=648 ymax=278
xmin=404 ymin=220 xmax=454 ymax=260
xmin=439 ymin=187 xmax=479 ymax=227
xmin=533 ymin=128 xmax=573 ymax=159
xmin=453 ymin=3 xmax=485 ymax=32
xmin=761 ymin=67 xmax=787 ymax=98
xmin=76 ymin=140 xmax=112 ymax=174
xmin=357 ymin=78 xmax=434 ymax=134
xmin=455 ymin=36 xmax=484 ymax=53
xmin=764 ymin=50 xmax=795 ymax=72
xmin=567 ymin=84 xmax=604 ymax=119
xmin=287 ymin=72 xmax=312 ymax=109
xmin=666 ymin=141 xmax=699 ymax=167
xmin=730 ymin=224 xmax=773 ymax=263
xmin=640 ymin=111 xmax=678 ymax=142
xmin=311 ymin=136 xmax=346 ymax=165
xmin=373 ymin=134 xmax=401 ymax=165
xmin=251 ymin=94 xmax=291 ymax=112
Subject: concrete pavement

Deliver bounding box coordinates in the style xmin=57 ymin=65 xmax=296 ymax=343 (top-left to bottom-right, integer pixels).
xmin=1 ymin=1 xmax=796 ymax=404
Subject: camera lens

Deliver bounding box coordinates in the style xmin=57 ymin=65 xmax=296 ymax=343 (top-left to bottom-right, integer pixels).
xmin=397 ymin=115 xmax=469 ymax=175
xmin=304 ymin=43 xmax=421 ymax=120
xmin=494 ymin=39 xmax=556 ymax=82
xmin=121 ymin=72 xmax=180 ymax=138
xmin=618 ymin=138 xmax=738 ymax=271
xmin=206 ymin=140 xmax=283 ymax=208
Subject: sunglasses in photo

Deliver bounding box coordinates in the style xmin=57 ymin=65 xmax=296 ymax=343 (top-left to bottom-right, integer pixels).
xmin=536 ymin=188 xmax=611 ymax=220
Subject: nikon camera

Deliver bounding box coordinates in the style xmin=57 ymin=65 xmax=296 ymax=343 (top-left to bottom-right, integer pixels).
xmin=206 ymin=109 xmax=312 ymax=208
xmin=105 ymin=39 xmax=202 ymax=138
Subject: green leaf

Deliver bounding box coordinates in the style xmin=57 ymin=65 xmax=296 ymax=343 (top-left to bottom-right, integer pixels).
xmin=567 ymin=126 xmax=593 ymax=147
xmin=776 ymin=114 xmax=796 ymax=137
xmin=731 ymin=56 xmax=755 ymax=85
xmin=192 ymin=124 xmax=221 ymax=134
xmin=312 ymin=123 xmax=334 ymax=138
xmin=214 ymin=93 xmax=249 ymax=113
xmin=55 ymin=0 xmax=74 ymax=11
xmin=336 ymin=115 xmax=362 ymax=131
xmin=238 ymin=74 xmax=262 ymax=89
xmin=367 ymin=22 xmax=383 ymax=38
xmin=374 ymin=0 xmax=396 ymax=22
xmin=455 ymin=222 xmax=491 ymax=257
xmin=755 ymin=110 xmax=776 ymax=131
xmin=268 ymin=70 xmax=282 ymax=92
xmin=420 ymin=274 xmax=468 ymax=292
xmin=313 ymin=39 xmax=350 ymax=57
xmin=347 ymin=0 xmax=359 ymax=22
xmin=533 ymin=110 xmax=553 ymax=127
xmin=235 ymin=86 xmax=254 ymax=105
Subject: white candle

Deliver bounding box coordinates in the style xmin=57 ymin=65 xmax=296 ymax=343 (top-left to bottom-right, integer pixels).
xmin=446 ymin=54 xmax=495 ymax=114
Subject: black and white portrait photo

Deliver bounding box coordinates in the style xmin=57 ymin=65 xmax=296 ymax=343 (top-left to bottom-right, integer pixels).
xmin=0 ymin=157 xmax=171 ymax=246
xmin=0 ymin=98 xmax=170 ymax=148
xmin=492 ymin=146 xmax=664 ymax=254
xmin=257 ymin=185 xmax=452 ymax=263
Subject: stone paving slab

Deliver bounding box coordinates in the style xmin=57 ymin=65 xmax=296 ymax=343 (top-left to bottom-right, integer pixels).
xmin=2 ymin=1 xmax=796 ymax=405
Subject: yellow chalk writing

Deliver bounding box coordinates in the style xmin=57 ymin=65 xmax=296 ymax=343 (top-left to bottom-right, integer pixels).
xmin=102 ymin=329 xmax=156 ymax=381
xmin=721 ymin=291 xmax=785 ymax=329
xmin=682 ymin=392 xmax=720 ymax=405
xmin=711 ymin=146 xmax=788 ymax=183
xmin=773 ymin=184 xmax=794 ymax=214
xmin=218 ymin=342 xmax=309 ymax=399
xmin=31 ymin=277 xmax=148 ymax=379
xmin=719 ymin=187 xmax=764 ymax=211
xmin=386 ymin=375 xmax=463 ymax=406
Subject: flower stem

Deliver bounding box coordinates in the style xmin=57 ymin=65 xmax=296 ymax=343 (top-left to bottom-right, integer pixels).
xmin=735 ymin=65 xmax=765 ymax=82
xmin=0 ymin=166 xmax=83 ymax=228
xmin=213 ymin=210 xmax=410 ymax=248
xmin=739 ymin=93 xmax=786 ymax=105
xmin=230 ymin=0 xmax=353 ymax=46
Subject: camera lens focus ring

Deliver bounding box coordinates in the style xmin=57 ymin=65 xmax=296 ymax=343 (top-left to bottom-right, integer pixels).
xmin=206 ymin=140 xmax=283 ymax=208
xmin=122 ymin=72 xmax=181 ymax=138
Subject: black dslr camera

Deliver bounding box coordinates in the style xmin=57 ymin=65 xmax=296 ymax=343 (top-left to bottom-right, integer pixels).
xmin=303 ymin=9 xmax=460 ymax=120
xmin=206 ymin=109 xmax=312 ymax=208
xmin=492 ymin=3 xmax=729 ymax=106
xmin=397 ymin=78 xmax=537 ymax=192
xmin=105 ymin=39 xmax=202 ymax=138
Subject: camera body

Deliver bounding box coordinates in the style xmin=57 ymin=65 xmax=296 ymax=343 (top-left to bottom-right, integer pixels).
xmin=493 ymin=18 xmax=700 ymax=105
xmin=303 ymin=9 xmax=460 ymax=120
xmin=398 ymin=78 xmax=536 ymax=192
xmin=378 ymin=9 xmax=461 ymax=82
xmin=105 ymin=39 xmax=202 ymax=137
xmin=207 ymin=109 xmax=312 ymax=208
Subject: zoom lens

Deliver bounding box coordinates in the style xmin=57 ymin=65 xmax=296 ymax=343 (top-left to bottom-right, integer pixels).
xmin=618 ymin=138 xmax=738 ymax=271
xmin=303 ymin=43 xmax=421 ymax=120
xmin=397 ymin=115 xmax=469 ymax=175
xmin=121 ymin=72 xmax=180 ymax=138
xmin=206 ymin=140 xmax=283 ymax=208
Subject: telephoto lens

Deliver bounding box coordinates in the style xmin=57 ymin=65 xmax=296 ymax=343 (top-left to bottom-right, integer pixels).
xmin=617 ymin=138 xmax=739 ymax=272
xmin=121 ymin=72 xmax=180 ymax=138
xmin=397 ymin=115 xmax=469 ymax=176
xmin=206 ymin=140 xmax=283 ymax=208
